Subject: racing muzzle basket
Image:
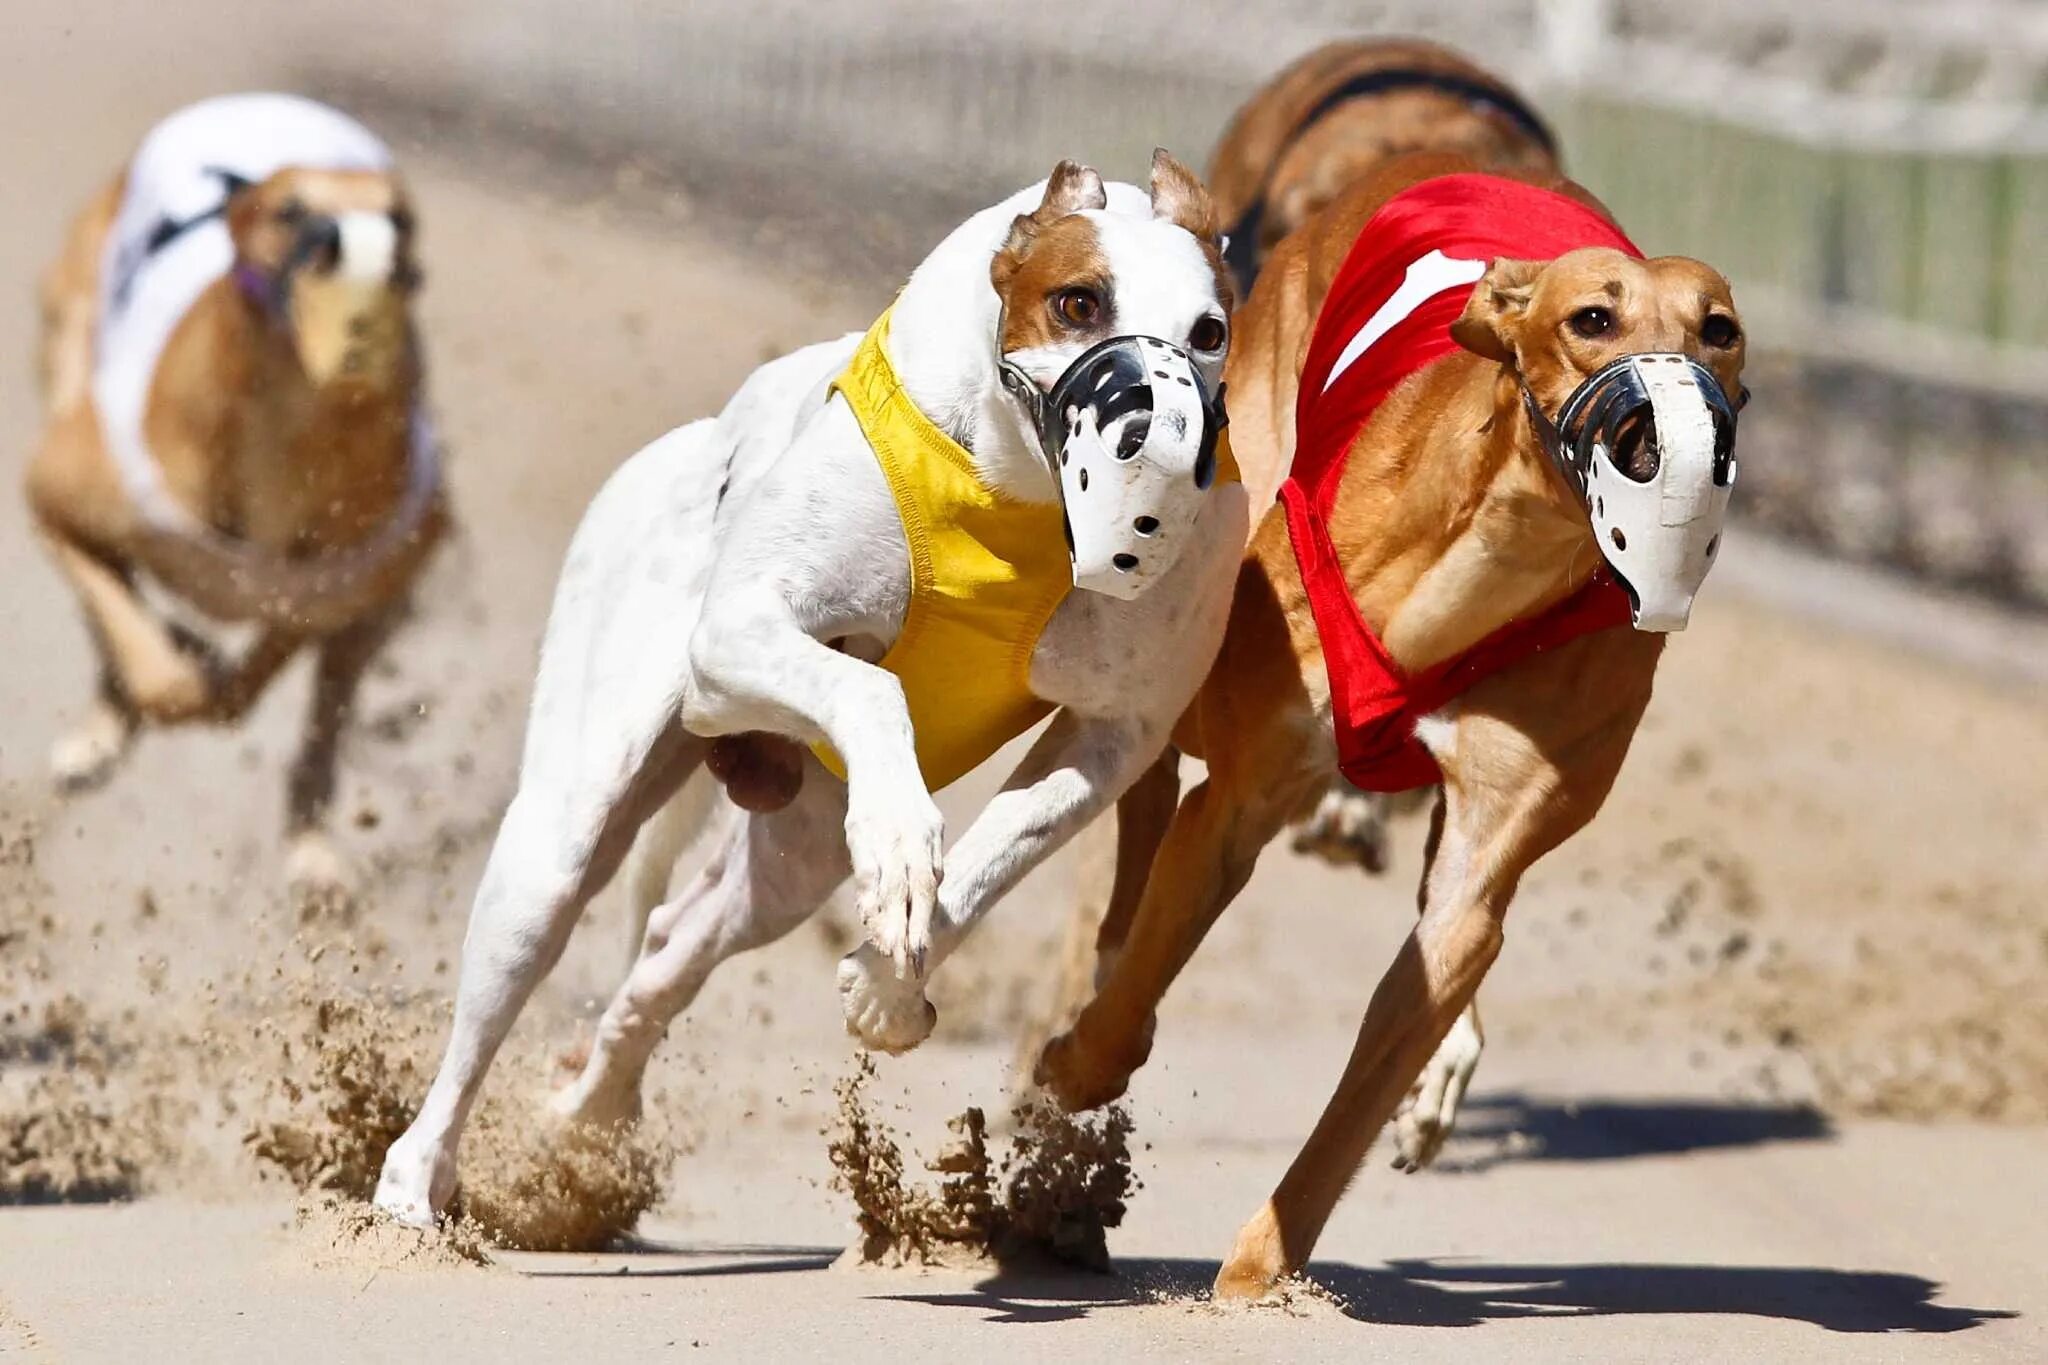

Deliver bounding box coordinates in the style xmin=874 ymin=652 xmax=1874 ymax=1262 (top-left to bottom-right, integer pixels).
xmin=1001 ymin=334 xmax=1228 ymax=600
xmin=1526 ymin=352 xmax=1743 ymax=632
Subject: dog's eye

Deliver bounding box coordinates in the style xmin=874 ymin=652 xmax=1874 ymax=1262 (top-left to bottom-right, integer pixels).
xmin=1570 ymin=306 xmax=1614 ymax=339
xmin=1188 ymin=315 xmax=1227 ymax=353
xmin=1701 ymin=314 xmax=1741 ymax=349
xmin=1054 ymin=288 xmax=1101 ymax=328
xmin=276 ymin=199 xmax=308 ymax=227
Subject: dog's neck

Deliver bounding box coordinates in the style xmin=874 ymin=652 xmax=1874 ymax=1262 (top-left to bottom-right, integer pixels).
xmin=1323 ymin=353 xmax=1601 ymax=674
xmin=180 ymin=279 xmax=420 ymax=549
xmin=879 ymin=209 xmax=1059 ymax=505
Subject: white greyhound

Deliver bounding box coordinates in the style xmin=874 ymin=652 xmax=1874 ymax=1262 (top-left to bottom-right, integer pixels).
xmin=376 ymin=155 xmax=1248 ymax=1224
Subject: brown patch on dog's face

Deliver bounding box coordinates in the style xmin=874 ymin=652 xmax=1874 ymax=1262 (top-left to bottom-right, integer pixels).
xmin=1453 ymin=248 xmax=1746 ymax=425
xmin=226 ymin=168 xmax=421 ymax=386
xmin=993 ymin=213 xmax=1115 ymax=358
xmin=990 ymin=155 xmax=1233 ymax=387
xmin=991 ymin=161 xmax=1114 ymax=360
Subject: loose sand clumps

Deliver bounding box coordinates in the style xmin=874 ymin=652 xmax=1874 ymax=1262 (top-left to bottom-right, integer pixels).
xmin=1 ymin=998 xmax=183 ymax=1204
xmin=243 ymin=985 xmax=680 ymax=1252
xmin=1 ymin=816 xmax=185 ymax=1205
xmin=827 ymin=1053 xmax=1138 ymax=1272
xmin=291 ymin=1196 xmax=493 ymax=1270
xmin=1588 ymin=834 xmax=2048 ymax=1122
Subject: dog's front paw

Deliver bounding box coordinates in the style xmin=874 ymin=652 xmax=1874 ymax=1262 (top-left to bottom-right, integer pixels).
xmin=837 ymin=947 xmax=936 ymax=1054
xmin=1390 ymin=1006 xmax=1483 ymax=1172
xmin=49 ymin=701 xmax=135 ymax=793
xmin=845 ymin=791 xmax=944 ymax=977
xmin=374 ymin=1127 xmax=458 ymax=1228
xmin=1033 ymin=1017 xmax=1150 ymax=1113
xmin=286 ymin=831 xmax=359 ymax=921
xmin=1213 ymin=1202 xmax=1293 ymax=1301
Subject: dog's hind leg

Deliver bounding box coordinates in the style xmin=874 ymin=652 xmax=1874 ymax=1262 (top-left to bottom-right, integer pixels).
xmin=616 ymin=768 xmax=720 ymax=972
xmin=554 ymin=762 xmax=849 ymax=1129
xmin=376 ymin=421 xmax=726 ymax=1225
xmin=1290 ymin=783 xmax=1397 ymax=872
xmin=375 ymin=719 xmax=700 ymax=1224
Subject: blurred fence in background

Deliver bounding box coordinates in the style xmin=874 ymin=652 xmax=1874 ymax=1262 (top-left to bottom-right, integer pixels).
xmin=306 ymin=0 xmax=2048 ymax=605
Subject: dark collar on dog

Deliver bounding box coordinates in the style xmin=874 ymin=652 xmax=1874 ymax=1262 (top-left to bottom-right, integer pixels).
xmin=1222 ymin=67 xmax=1559 ymax=297
xmin=136 ymin=166 xmax=349 ymax=321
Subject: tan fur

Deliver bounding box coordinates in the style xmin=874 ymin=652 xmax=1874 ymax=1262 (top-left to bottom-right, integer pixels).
xmin=1035 ymin=153 xmax=1746 ymax=1296
xmin=1208 ymin=39 xmax=1559 ymax=291
xmin=994 ymin=213 xmax=1113 ymax=355
xmin=23 ymin=151 xmax=444 ymax=888
xmin=1030 ymin=48 xmax=1566 ymax=1122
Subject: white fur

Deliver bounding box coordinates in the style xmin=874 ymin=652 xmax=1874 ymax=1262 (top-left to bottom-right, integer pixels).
xmin=1413 ymin=709 xmax=1458 ymax=761
xmin=374 ymin=175 xmax=1247 ymax=1225
xmin=1392 ymin=1002 xmax=1483 ymax=1171
xmin=336 ymin=211 xmax=398 ymax=284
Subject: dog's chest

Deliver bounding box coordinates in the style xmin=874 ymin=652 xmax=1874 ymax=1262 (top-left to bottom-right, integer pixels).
xmin=1027 ymin=480 xmax=1249 ymax=718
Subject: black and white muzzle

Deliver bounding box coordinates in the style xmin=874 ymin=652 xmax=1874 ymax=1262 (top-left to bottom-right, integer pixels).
xmin=1526 ymin=353 xmax=1744 ymax=632
xmin=1001 ymin=335 xmax=1228 ymax=599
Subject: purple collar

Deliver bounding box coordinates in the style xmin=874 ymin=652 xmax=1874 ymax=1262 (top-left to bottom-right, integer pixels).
xmin=232 ymin=261 xmax=282 ymax=317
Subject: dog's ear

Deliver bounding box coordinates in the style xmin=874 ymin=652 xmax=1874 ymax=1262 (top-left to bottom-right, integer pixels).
xmin=1149 ymin=148 xmax=1218 ymax=241
xmin=992 ymin=212 xmax=1037 ymax=295
xmin=1450 ymin=258 xmax=1544 ymax=366
xmin=1041 ymin=159 xmax=1107 ymax=217
xmin=994 ymin=160 xmax=1107 ymax=293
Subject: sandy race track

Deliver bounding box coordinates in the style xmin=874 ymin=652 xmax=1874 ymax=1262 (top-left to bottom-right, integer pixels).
xmin=2 ymin=10 xmax=2046 ymax=1362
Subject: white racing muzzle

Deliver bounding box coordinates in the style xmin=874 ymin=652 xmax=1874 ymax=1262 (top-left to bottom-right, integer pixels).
xmin=1001 ymin=335 xmax=1227 ymax=600
xmin=1526 ymin=353 xmax=1743 ymax=632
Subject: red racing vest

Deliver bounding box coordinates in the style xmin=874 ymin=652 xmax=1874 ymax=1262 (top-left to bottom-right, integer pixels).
xmin=1280 ymin=173 xmax=1642 ymax=792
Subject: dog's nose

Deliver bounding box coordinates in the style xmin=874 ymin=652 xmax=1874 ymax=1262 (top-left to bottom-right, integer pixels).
xmin=296 ymin=215 xmax=343 ymax=275
xmin=1610 ymin=411 xmax=1661 ymax=483
xmin=1114 ymin=414 xmax=1151 ymax=461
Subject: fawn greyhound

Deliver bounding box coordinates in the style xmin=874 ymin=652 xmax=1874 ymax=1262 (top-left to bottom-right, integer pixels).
xmin=26 ymin=93 xmax=441 ymax=904
xmin=1036 ymin=152 xmax=1745 ymax=1296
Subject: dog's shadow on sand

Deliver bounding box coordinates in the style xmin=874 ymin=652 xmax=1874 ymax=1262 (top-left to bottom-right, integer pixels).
xmin=525 ymin=1242 xmax=2012 ymax=1336
xmin=1426 ymin=1091 xmax=1837 ymax=1172
xmin=522 ymin=1096 xmax=2006 ymax=1335
xmin=885 ymin=1258 xmax=2013 ymax=1334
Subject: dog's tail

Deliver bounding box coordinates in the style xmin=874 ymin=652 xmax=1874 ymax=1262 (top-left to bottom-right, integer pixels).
xmin=618 ymin=764 xmax=722 ymax=970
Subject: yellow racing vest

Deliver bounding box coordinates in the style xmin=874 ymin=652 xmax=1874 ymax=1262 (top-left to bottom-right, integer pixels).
xmin=814 ymin=308 xmax=1072 ymax=790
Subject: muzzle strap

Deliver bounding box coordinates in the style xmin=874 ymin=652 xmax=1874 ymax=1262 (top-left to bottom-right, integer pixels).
xmin=1524 ymin=354 xmax=1739 ymax=509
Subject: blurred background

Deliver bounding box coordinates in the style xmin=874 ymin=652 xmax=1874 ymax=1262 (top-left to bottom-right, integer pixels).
xmin=276 ymin=0 xmax=2048 ymax=607
xmin=2 ymin=5 xmax=2045 ymax=1354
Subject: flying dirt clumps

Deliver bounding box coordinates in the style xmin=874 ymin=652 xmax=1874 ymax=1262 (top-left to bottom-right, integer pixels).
xmin=1 ymin=809 xmax=188 ymax=1206
xmin=827 ymin=1053 xmax=1138 ymax=1271
xmin=245 ymin=994 xmax=430 ymax=1200
xmin=1 ymin=998 xmax=183 ymax=1204
xmin=244 ymin=985 xmax=679 ymax=1252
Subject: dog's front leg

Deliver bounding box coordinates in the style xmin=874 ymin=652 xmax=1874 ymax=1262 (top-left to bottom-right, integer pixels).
xmin=277 ymin=610 xmax=400 ymax=906
xmin=685 ymin=590 xmax=940 ymax=978
xmin=837 ymin=711 xmax=1157 ymax=1053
